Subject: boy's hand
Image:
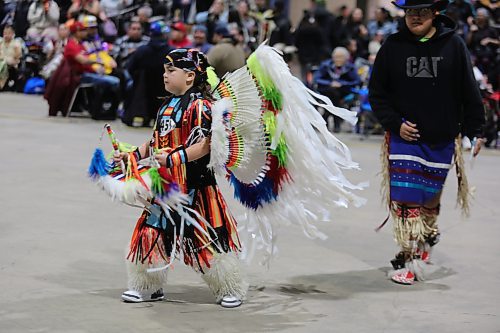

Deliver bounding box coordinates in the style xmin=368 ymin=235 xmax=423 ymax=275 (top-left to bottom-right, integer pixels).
xmin=154 ymin=152 xmax=168 ymax=167
xmin=113 ymin=152 xmax=128 ymax=163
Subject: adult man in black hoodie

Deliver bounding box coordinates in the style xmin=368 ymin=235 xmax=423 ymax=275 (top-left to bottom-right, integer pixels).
xmin=369 ymin=0 xmax=484 ymax=285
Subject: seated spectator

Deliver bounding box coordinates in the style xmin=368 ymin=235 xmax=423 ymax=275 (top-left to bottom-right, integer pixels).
xmin=56 ymin=21 xmax=119 ymax=116
xmin=0 ymin=25 xmax=22 ymax=90
xmin=191 ymin=24 xmax=212 ymax=54
xmin=313 ymin=46 xmax=361 ymax=132
xmin=27 ymin=0 xmax=60 ymax=41
xmin=168 ymin=21 xmax=192 ymax=49
xmin=81 ymin=14 xmax=116 ymax=75
xmin=112 ymin=20 xmax=149 ymax=68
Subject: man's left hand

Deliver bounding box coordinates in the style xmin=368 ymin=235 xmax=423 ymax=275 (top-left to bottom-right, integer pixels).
xmin=473 ymin=138 xmax=484 ymax=157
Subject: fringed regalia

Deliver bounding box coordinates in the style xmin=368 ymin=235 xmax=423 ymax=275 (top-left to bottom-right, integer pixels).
xmin=127 ymin=90 xmax=241 ymax=273
xmin=381 ymin=132 xmax=470 ymax=282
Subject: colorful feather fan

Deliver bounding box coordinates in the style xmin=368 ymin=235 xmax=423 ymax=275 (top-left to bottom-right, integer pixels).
xmin=209 ymin=44 xmax=367 ymax=263
xmin=88 ymin=124 xmax=215 ymax=262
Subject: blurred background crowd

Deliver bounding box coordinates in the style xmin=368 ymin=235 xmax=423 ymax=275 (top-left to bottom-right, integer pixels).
xmin=0 ymin=0 xmax=498 ymax=145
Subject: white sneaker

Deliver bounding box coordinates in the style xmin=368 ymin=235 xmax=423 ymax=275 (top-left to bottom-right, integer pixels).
xmin=121 ymin=289 xmax=164 ymax=303
xmin=220 ymin=295 xmax=242 ymax=308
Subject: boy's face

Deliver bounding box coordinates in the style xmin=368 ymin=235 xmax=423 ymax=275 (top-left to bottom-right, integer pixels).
xmin=163 ymin=65 xmax=194 ymax=95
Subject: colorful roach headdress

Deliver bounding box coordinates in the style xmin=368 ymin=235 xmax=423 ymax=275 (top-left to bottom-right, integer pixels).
xmin=164 ymin=48 xmax=209 ymax=82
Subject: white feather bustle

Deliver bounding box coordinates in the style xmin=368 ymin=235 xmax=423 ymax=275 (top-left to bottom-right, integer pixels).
xmin=214 ymin=45 xmax=367 ymax=264
xmin=201 ymin=252 xmax=248 ymax=302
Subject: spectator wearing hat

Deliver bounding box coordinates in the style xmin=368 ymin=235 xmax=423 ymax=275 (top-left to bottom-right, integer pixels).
xmin=206 ymin=24 xmax=245 ymax=78
xmin=65 ymin=21 xmax=120 ymax=111
xmin=81 ymin=15 xmax=100 ymax=50
xmin=81 ymin=14 xmax=117 ymax=76
xmin=45 ymin=21 xmax=100 ymax=116
xmin=369 ymin=0 xmax=485 ymax=286
xmin=192 ymin=24 xmax=212 ymax=54
xmin=168 ymin=21 xmax=192 ymax=49
xmin=64 ymin=21 xmax=94 ymax=74
xmin=27 ymin=0 xmax=60 ymax=41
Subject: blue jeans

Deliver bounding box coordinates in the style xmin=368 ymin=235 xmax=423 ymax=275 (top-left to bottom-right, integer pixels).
xmin=81 ymin=72 xmax=120 ymax=92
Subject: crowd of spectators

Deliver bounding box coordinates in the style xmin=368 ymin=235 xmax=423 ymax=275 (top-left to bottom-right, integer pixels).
xmin=0 ymin=0 xmax=498 ymax=130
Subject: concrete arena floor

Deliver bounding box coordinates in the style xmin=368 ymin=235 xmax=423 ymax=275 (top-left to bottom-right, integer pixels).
xmin=0 ymin=92 xmax=499 ymax=333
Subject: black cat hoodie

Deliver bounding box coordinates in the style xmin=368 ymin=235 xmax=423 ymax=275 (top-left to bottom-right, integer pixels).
xmin=369 ymin=15 xmax=484 ymax=143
